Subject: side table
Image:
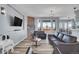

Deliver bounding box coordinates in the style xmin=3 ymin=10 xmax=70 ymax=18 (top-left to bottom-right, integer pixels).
xmin=34 ymin=37 xmax=41 ymax=47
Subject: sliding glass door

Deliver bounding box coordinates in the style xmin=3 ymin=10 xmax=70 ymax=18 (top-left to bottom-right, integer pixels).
xmin=42 ymin=21 xmax=51 ymax=29
xmin=37 ymin=19 xmax=56 ymax=33
xmin=59 ymin=20 xmax=72 ymax=30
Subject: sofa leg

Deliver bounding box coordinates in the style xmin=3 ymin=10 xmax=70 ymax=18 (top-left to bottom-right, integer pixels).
xmin=53 ymin=48 xmax=60 ymax=54
xmin=35 ymin=41 xmax=38 ymax=47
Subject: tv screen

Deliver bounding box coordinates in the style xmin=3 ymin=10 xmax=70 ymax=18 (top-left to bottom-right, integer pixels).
xmin=14 ymin=16 xmax=22 ymax=26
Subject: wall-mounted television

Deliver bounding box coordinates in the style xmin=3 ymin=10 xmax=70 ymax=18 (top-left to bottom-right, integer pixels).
xmin=13 ymin=16 xmax=22 ymax=26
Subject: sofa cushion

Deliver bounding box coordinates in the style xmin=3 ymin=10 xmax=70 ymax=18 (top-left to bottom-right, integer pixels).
xmin=54 ymin=32 xmax=59 ymax=37
xmin=51 ymin=37 xmax=57 ymax=41
xmin=57 ymin=33 xmax=64 ymax=41
xmin=62 ymin=35 xmax=77 ymax=43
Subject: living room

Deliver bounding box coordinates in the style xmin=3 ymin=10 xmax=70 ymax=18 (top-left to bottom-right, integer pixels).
xmin=0 ymin=4 xmax=79 ymax=54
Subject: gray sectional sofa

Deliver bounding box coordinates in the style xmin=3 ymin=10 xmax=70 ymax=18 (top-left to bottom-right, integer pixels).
xmin=48 ymin=32 xmax=79 ymax=54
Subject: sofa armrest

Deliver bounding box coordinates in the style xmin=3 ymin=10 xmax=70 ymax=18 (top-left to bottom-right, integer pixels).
xmin=54 ymin=41 xmax=79 ymax=54
xmin=53 ymin=40 xmax=79 ymax=48
xmin=59 ymin=42 xmax=79 ymax=46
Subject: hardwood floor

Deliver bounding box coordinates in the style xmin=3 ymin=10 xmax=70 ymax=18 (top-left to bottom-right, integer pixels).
xmin=32 ymin=43 xmax=53 ymax=54
xmin=12 ymin=36 xmax=54 ymax=54
xmin=12 ymin=38 xmax=32 ymax=54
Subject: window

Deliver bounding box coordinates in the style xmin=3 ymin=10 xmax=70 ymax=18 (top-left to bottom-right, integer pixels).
xmin=59 ymin=20 xmax=72 ymax=30
xmin=37 ymin=20 xmax=56 ymax=30
xmin=43 ymin=22 xmax=51 ymax=29
xmin=68 ymin=21 xmax=72 ymax=29
xmin=52 ymin=21 xmax=56 ymax=29
xmin=76 ymin=21 xmax=79 ymax=28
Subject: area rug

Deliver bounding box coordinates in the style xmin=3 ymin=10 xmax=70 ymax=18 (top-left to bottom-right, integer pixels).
xmin=31 ymin=43 xmax=53 ymax=54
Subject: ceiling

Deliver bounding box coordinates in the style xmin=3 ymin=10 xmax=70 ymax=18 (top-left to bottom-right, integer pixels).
xmin=10 ymin=4 xmax=79 ymax=19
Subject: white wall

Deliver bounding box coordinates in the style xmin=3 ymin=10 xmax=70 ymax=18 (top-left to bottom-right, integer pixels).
xmin=0 ymin=4 xmax=27 ymax=30
xmin=0 ymin=4 xmax=27 ymax=45
xmin=0 ymin=15 xmax=9 ymax=34
xmin=35 ymin=17 xmax=39 ymax=31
